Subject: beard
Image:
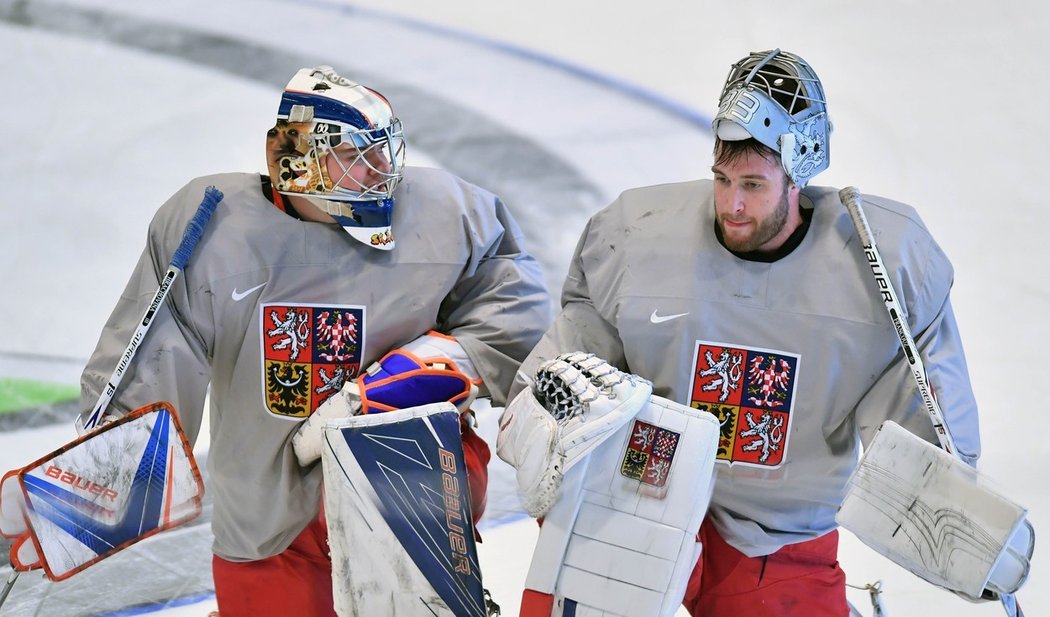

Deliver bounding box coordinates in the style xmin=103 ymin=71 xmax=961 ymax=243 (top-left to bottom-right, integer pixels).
xmin=718 ymin=183 xmax=791 ymax=253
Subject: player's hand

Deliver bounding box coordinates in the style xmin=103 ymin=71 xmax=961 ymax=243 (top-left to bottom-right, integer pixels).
xmin=355 ymin=348 xmax=477 ymax=415
xmin=497 ymin=352 xmax=652 ymax=517
xmin=292 ymin=346 xmax=478 ymax=466
xmin=74 ymin=413 xmax=121 ymax=437
xmin=535 ymin=352 xmax=652 ymax=465
xmin=291 ymin=379 xmax=364 ymax=466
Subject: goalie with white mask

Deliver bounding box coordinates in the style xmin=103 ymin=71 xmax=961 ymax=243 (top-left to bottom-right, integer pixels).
xmin=498 ymin=48 xmax=1030 ymax=616
xmin=269 ymin=65 xmax=406 ymax=249
xmin=73 ymin=63 xmax=551 ymax=617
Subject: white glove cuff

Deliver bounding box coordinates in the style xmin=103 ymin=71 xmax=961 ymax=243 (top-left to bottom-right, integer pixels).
xmin=497 ymin=388 xmax=563 ymax=518
xmin=401 ymin=331 xmax=480 ymax=383
xmin=292 ymin=381 xmax=362 ymax=466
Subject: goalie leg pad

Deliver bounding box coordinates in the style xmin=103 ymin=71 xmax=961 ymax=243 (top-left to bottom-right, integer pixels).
xmin=521 ymin=394 xmax=720 ymax=617
xmin=836 ymin=421 xmax=1033 ymax=600
xmin=322 ymin=402 xmax=488 ymax=617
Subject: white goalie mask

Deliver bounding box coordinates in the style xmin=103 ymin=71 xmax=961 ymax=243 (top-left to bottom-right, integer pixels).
xmin=267 ymin=66 xmax=406 ymax=250
xmin=712 ymin=49 xmax=830 ymax=186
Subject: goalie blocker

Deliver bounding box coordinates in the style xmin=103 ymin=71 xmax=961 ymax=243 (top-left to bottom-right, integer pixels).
xmin=836 ymin=421 xmax=1033 ymax=602
xmin=0 ymin=402 xmax=204 ymax=581
xmin=498 ymin=353 xmax=720 ymax=617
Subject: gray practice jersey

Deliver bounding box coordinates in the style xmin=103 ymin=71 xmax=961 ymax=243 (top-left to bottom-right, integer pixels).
xmin=80 ymin=167 xmax=552 ymax=561
xmin=506 ymin=179 xmax=980 ymax=557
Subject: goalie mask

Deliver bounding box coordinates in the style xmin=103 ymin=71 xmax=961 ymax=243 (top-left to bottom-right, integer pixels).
xmin=712 ymin=49 xmax=830 ymax=187
xmin=267 ymin=66 xmax=406 ymax=250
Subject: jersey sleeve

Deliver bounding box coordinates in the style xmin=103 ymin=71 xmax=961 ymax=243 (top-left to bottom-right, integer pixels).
xmin=853 ymin=239 xmax=981 ymax=466
xmin=78 ymin=180 xmax=214 ymax=444
xmin=505 ymin=217 xmax=627 ymax=404
xmin=438 ymin=194 xmax=553 ymax=406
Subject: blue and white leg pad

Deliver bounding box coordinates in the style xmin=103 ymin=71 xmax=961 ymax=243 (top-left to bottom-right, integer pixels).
xmin=321 ymin=402 xmax=487 ymax=616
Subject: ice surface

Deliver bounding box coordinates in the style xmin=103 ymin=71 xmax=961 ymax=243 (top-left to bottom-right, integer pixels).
xmin=1 ymin=0 xmax=1045 ymax=615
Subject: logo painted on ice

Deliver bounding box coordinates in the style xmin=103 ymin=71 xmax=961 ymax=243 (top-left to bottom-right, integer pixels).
xmin=620 ymin=420 xmax=680 ymax=490
xmin=261 ymin=303 xmax=365 ymax=418
xmin=688 ymin=341 xmax=799 ymax=468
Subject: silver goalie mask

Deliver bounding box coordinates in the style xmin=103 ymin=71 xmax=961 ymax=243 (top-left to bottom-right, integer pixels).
xmin=712 ymin=49 xmax=831 ymax=187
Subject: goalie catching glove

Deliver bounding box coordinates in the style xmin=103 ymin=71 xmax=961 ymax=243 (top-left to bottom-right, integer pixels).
xmin=496 ymin=351 xmax=652 ymax=517
xmin=292 ymin=337 xmax=479 ymax=466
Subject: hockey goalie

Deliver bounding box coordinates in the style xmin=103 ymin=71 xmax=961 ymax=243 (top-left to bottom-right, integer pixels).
xmin=497 ymin=352 xmax=721 ymax=617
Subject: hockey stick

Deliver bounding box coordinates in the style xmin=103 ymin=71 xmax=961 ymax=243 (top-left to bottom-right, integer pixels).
xmin=0 ymin=569 xmax=17 ymax=610
xmin=0 ymin=187 xmax=222 ymax=614
xmin=839 ymin=187 xmax=957 ymax=455
xmin=81 ymin=186 xmax=223 ymax=432
xmin=839 ymin=187 xmax=1023 ymax=617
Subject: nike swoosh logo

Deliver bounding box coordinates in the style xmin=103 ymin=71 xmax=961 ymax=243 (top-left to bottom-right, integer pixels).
xmin=650 ymin=310 xmax=689 ymax=324
xmin=231 ymin=283 xmax=266 ymax=302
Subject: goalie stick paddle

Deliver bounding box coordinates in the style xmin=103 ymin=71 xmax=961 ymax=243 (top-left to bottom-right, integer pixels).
xmin=839 ymin=186 xmax=1024 ymax=617
xmin=81 ymin=186 xmax=223 ymax=432
xmin=12 ymin=402 xmax=205 ymax=580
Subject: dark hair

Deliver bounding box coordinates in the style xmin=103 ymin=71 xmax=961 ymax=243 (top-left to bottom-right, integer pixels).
xmin=714 ymin=138 xmax=782 ymax=170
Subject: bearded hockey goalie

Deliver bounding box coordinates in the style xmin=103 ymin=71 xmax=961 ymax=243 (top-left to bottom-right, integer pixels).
xmin=497 ymin=352 xmax=721 ymax=617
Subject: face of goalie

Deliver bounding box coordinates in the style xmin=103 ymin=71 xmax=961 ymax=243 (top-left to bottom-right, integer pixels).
xmin=711 ymin=143 xmax=803 ymax=253
xmin=266 ymin=129 xmax=395 ymax=225
xmin=325 ymin=141 xmax=395 ymax=196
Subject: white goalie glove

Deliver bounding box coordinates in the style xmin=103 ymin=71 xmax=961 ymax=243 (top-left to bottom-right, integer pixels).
xmin=502 ymin=354 xmax=721 ymax=616
xmin=292 ymin=377 xmax=366 ymax=466
xmin=497 ymin=352 xmax=653 ymax=518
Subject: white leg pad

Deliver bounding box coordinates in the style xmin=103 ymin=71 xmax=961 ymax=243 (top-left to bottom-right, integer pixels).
xmin=521 ymin=395 xmax=719 ymax=617
xmin=322 ymin=402 xmax=487 ymax=617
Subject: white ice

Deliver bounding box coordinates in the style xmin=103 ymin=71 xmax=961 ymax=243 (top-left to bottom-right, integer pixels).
xmin=0 ymin=0 xmax=1046 ymax=615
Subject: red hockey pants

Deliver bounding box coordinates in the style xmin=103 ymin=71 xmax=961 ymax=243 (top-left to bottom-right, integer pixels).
xmin=683 ymin=518 xmax=849 ymax=616
xmin=212 ymin=510 xmax=335 ymax=617
xmin=211 ymin=418 xmax=490 ymax=617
